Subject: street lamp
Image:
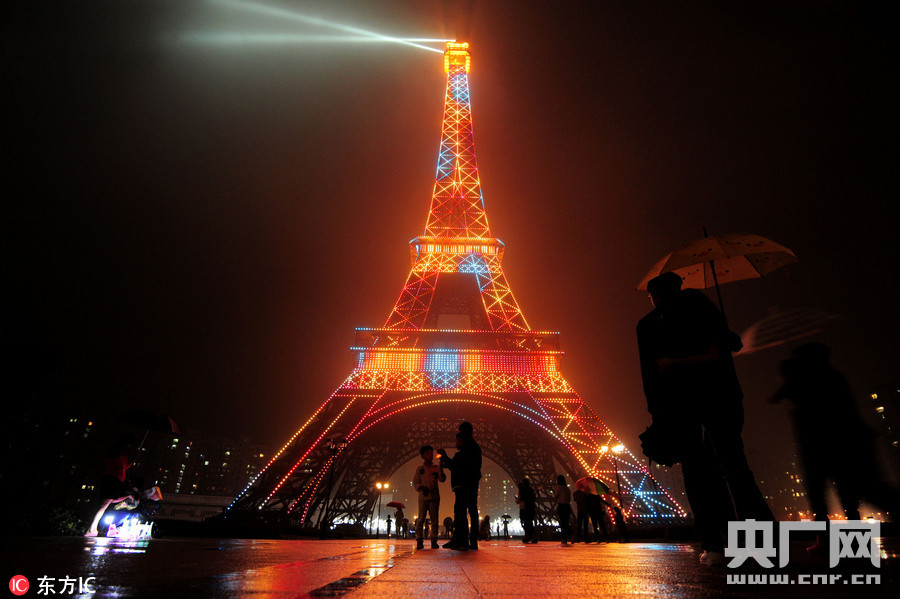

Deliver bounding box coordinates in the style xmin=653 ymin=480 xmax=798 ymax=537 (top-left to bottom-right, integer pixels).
xmin=375 ymin=482 xmax=384 ymax=538
xmin=610 ymin=445 xmax=629 ymax=541
xmin=320 ymin=437 xmax=347 ymax=539
xmin=599 ymin=444 xmax=625 ymax=501
xmin=611 ymin=444 xmax=624 ymax=500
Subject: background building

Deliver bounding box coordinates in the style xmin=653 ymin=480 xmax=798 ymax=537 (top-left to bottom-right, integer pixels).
xmin=869 ymin=380 xmax=900 ymax=485
xmin=138 ymin=432 xmax=269 ymax=498
xmin=757 ymin=457 xmax=810 ymax=521
xmin=4 ymin=398 xmax=271 ymax=532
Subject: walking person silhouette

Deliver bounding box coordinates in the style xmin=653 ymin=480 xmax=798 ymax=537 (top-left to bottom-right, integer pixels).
xmin=772 ymin=342 xmax=900 ymax=550
xmin=554 ymin=475 xmax=573 ymax=545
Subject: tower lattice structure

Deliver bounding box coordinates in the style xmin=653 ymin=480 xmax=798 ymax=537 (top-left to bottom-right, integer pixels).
xmin=225 ymin=42 xmax=686 ymax=529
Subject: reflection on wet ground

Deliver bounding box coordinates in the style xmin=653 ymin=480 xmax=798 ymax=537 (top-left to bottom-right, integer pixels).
xmin=307 ymin=544 xmax=415 ymax=597
xmin=2 ymin=537 xmax=897 ymax=598
xmin=84 ymin=538 xmax=151 ymax=556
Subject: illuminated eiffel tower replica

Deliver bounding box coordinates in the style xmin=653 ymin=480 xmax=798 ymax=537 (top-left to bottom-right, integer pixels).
xmin=225 ymin=43 xmax=686 ymax=530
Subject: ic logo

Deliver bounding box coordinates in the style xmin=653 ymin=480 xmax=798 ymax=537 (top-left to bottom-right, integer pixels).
xmin=9 ymin=575 xmax=29 ymax=596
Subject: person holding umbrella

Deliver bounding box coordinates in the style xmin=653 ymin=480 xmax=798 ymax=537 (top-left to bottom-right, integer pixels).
xmin=572 ymin=482 xmax=589 ymax=543
xmin=636 ymin=272 xmax=773 ymax=565
xmin=603 ymin=497 xmax=629 ymax=542
xmin=85 ymin=434 xmax=136 ymax=537
xmin=637 ymin=231 xmax=797 ymax=323
xmin=386 ymin=502 xmax=407 ymax=539
xmin=575 ymin=477 xmax=609 ymax=543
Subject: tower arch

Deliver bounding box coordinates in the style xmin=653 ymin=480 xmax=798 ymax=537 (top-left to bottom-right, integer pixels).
xmin=320 ymin=397 xmax=587 ymax=530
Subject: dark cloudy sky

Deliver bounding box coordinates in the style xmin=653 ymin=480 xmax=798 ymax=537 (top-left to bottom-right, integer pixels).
xmin=6 ymin=1 xmax=897 ymax=486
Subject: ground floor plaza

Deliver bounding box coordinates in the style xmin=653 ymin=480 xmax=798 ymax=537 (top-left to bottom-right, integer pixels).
xmin=3 ymin=537 xmax=898 ymax=597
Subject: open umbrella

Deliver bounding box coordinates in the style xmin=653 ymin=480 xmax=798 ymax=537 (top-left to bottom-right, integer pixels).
xmin=738 ymin=308 xmax=838 ymax=355
xmin=118 ymin=409 xmax=181 ymax=435
xmin=575 ymin=477 xmax=611 ymax=496
xmin=117 ymin=409 xmax=181 ymax=453
xmin=386 ymin=501 xmax=406 ymax=509
xmin=637 ymin=231 xmax=797 ymax=319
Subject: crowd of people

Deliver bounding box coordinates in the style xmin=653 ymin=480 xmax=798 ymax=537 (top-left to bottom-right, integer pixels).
xmin=637 ymin=271 xmax=898 ymax=563
xmin=395 ymin=271 xmax=898 ymax=561
xmin=403 ymin=420 xmax=629 ymax=550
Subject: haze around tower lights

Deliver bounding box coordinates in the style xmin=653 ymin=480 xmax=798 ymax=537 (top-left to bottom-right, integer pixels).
xmin=6 ymin=0 xmax=896 ymax=499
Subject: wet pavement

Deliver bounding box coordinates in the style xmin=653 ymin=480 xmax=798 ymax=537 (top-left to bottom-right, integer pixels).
xmin=3 ymin=536 xmax=898 ymax=597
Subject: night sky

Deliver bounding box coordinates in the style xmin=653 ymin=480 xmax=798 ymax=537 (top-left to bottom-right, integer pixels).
xmin=7 ymin=1 xmax=897 ymax=487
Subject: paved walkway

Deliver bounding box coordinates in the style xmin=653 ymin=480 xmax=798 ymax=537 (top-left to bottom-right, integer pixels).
xmin=3 ymin=537 xmax=897 ymax=597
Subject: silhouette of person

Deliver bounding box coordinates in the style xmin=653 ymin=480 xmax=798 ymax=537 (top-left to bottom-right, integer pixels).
xmin=572 ymin=483 xmax=589 ymax=542
xmin=588 ymin=493 xmax=610 ymax=542
xmin=413 ymin=445 xmax=445 ymax=549
xmin=772 ymin=343 xmax=900 ymax=525
xmin=392 ymin=506 xmax=406 ymax=538
xmin=443 ymin=516 xmax=454 ymax=539
xmin=554 ymin=475 xmax=572 ymax=545
xmin=398 ymin=515 xmax=409 ymax=539
xmin=637 ymin=272 xmax=773 ymax=564
xmin=85 ymin=434 xmax=136 ymax=537
xmin=386 ymin=513 xmax=392 ymax=537
xmin=603 ymin=498 xmax=629 ymax=542
xmin=479 ymin=515 xmax=491 ymax=540
xmin=457 ymin=421 xmax=482 ymax=548
xmin=516 ymin=477 xmax=537 ymax=543
xmin=438 ymin=422 xmax=482 ymax=550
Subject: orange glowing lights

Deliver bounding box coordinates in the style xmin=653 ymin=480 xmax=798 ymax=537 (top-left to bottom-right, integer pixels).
xmin=443 ymin=41 xmax=470 ymax=73
xmin=224 ymin=41 xmax=687 ymax=526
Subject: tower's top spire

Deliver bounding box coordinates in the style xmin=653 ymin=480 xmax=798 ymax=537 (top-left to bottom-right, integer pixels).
xmin=423 ymin=40 xmax=488 ymax=240
xmin=444 ymin=41 xmax=470 ymax=73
